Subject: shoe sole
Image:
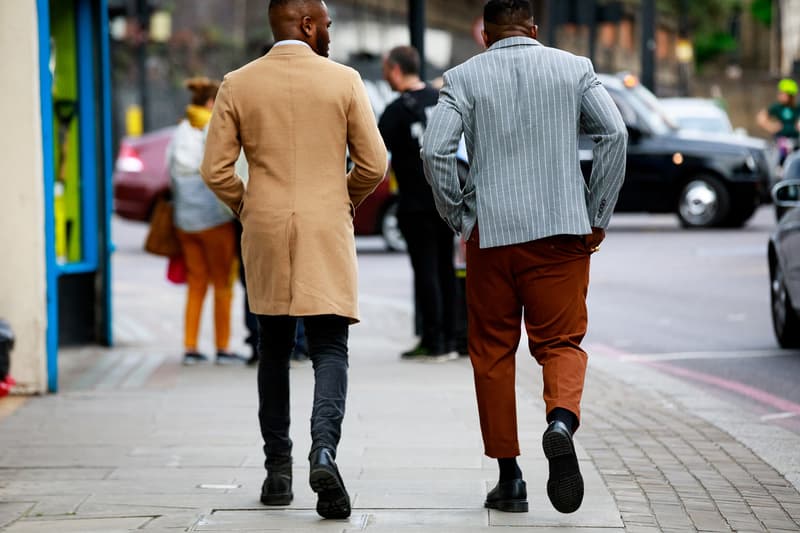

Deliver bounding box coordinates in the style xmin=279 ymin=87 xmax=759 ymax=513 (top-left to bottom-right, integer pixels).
xmin=309 ymin=464 xmax=351 ymax=519
xmin=484 ymin=499 xmax=529 ymax=513
xmin=260 ymin=492 xmax=293 ymax=506
xmin=543 ymin=428 xmax=584 ymax=514
xmin=425 ymin=352 xmax=459 ymax=363
xmin=401 ymin=352 xmax=459 ymax=363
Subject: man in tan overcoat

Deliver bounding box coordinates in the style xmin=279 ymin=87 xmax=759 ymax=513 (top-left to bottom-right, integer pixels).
xmin=200 ymin=0 xmax=387 ymax=520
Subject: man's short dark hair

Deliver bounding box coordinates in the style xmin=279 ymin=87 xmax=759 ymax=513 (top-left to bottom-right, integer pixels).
xmin=387 ymin=46 xmax=421 ymax=76
xmin=268 ymin=0 xmax=322 ymax=10
xmin=484 ymin=0 xmax=534 ymax=26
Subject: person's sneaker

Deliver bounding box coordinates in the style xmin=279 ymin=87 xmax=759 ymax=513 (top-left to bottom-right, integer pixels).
xmin=215 ymin=351 xmax=248 ymax=365
xmin=182 ymin=351 xmax=209 ymax=366
xmin=401 ymin=344 xmax=457 ymax=362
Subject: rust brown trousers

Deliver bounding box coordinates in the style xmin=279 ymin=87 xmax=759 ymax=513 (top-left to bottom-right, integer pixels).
xmin=466 ymin=226 xmax=595 ymax=458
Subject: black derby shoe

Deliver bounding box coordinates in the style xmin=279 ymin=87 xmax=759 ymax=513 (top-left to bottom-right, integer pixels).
xmin=260 ymin=463 xmax=293 ymax=506
xmin=484 ymin=479 xmax=529 ymax=513
xmin=309 ymin=447 xmax=351 ymax=519
xmin=543 ymin=420 xmax=584 ymax=514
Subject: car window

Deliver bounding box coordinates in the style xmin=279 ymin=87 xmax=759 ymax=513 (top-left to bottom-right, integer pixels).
xmin=677 ymin=117 xmax=733 ymax=134
xmin=608 ymin=91 xmax=638 ymax=128
xmin=628 ymin=86 xmax=675 ymax=135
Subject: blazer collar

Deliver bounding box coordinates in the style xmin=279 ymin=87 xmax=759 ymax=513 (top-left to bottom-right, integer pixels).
xmin=267 ymin=43 xmax=318 ymax=57
xmin=487 ymin=36 xmax=541 ymax=52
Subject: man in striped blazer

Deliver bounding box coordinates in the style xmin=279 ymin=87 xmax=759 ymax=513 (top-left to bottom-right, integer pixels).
xmin=422 ymin=0 xmax=627 ymax=515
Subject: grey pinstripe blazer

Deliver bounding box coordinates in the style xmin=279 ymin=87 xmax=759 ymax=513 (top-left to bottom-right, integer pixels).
xmin=421 ymin=37 xmax=627 ymax=248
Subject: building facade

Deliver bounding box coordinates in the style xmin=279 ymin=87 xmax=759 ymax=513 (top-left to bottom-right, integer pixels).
xmin=0 ymin=0 xmax=114 ymax=394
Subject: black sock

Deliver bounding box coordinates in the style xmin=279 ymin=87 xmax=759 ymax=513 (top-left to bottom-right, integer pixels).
xmin=498 ymin=457 xmax=522 ymax=482
xmin=547 ymin=407 xmax=578 ymax=434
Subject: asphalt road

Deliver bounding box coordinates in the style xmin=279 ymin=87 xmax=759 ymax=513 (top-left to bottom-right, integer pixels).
xmin=356 ymin=206 xmax=800 ymax=435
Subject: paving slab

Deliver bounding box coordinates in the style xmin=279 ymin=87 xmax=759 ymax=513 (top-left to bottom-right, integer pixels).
xmin=2 ymin=516 xmax=155 ymax=532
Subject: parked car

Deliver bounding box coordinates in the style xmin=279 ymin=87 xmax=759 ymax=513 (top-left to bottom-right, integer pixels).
xmin=767 ymin=179 xmax=800 ymax=348
xmin=112 ymin=128 xmax=402 ymax=250
xmin=351 ymin=171 xmax=405 ymax=251
xmin=776 ymin=152 xmax=800 ymax=221
xmin=660 ymin=97 xmax=744 ymax=136
xmin=113 ymin=126 xmax=175 ymax=221
xmin=584 ymin=74 xmax=773 ymax=227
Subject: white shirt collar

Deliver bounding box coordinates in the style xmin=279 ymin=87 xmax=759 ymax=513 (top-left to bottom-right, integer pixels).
xmin=273 ymin=40 xmax=312 ymax=49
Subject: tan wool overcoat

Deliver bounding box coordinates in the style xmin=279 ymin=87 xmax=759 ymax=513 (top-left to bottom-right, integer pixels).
xmin=200 ymin=44 xmax=387 ymax=323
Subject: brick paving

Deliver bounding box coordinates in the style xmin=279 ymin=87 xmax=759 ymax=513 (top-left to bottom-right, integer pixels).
xmin=581 ymin=371 xmax=800 ymax=532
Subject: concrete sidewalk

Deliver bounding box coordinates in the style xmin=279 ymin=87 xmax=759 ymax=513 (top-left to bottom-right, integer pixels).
xmin=1 ymin=222 xmax=799 ymax=531
xmin=2 ymin=299 xmax=800 ymax=532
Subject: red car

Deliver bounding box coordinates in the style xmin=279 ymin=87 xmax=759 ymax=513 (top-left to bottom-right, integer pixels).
xmin=113 ymin=126 xmax=175 ymax=221
xmin=112 ymin=130 xmax=405 ymax=250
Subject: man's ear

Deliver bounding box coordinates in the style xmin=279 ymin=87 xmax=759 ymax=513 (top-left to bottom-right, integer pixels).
xmin=301 ymin=15 xmax=314 ymax=38
xmin=531 ymin=24 xmax=538 ymax=39
xmin=481 ymin=29 xmax=490 ymax=49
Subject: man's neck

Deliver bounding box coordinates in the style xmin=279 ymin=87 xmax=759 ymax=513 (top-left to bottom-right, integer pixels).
xmin=397 ymin=77 xmax=426 ymax=93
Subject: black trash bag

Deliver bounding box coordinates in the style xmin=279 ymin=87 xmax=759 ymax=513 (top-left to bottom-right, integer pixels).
xmin=0 ymin=319 xmax=14 ymax=382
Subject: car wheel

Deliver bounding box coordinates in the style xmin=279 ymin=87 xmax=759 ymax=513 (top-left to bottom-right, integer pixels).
xmin=381 ymin=201 xmax=406 ymax=252
xmin=677 ymin=175 xmax=730 ymax=228
xmin=771 ymin=260 xmax=800 ymax=349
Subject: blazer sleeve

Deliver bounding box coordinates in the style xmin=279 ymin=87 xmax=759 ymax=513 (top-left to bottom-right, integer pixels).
xmin=421 ymin=72 xmax=464 ymax=233
xmin=200 ymin=77 xmax=246 ymax=216
xmin=346 ymin=73 xmax=388 ymax=208
xmin=579 ymin=58 xmax=628 ymax=229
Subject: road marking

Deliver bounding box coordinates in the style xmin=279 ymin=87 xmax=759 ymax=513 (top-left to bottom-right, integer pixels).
xmin=647 ymin=361 xmax=800 ymax=416
xmin=760 ymin=412 xmax=800 ymax=421
xmin=615 ymin=349 xmax=791 ymax=363
xmin=589 ymin=343 xmax=800 ymax=419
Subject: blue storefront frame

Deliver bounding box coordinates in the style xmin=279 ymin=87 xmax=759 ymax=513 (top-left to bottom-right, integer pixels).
xmin=37 ymin=0 xmax=113 ymax=392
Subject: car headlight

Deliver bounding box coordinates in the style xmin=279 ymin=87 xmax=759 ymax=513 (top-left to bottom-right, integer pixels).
xmin=745 ymin=155 xmax=757 ymax=172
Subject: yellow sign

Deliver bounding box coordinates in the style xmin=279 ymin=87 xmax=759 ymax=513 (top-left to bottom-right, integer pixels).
xmin=676 ymin=39 xmax=694 ymax=64
xmin=126 ymin=105 xmax=143 ymax=137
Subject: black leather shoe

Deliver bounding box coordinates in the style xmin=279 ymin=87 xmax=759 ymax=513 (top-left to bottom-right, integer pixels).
xmin=260 ymin=461 xmax=293 ymax=506
xmin=484 ymin=479 xmax=528 ymax=512
xmin=309 ymin=447 xmax=351 ymax=519
xmin=543 ymin=420 xmax=584 ymax=514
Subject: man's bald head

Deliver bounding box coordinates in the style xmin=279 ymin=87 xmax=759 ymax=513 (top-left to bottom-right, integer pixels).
xmin=269 ymin=0 xmax=331 ymax=57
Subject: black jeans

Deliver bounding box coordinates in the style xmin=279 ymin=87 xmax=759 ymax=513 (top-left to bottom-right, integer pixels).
xmin=256 ymin=314 xmax=349 ymax=468
xmin=398 ymin=211 xmax=456 ymax=351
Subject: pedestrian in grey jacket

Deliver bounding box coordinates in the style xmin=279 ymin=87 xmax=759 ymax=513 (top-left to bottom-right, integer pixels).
xmin=422 ymin=0 xmax=627 ymax=516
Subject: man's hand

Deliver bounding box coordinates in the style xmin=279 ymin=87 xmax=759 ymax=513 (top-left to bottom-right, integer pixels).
xmin=585 ymin=227 xmax=605 ymax=253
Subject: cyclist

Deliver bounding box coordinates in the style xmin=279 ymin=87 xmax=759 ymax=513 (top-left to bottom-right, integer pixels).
xmin=757 ymin=78 xmax=800 ymax=164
